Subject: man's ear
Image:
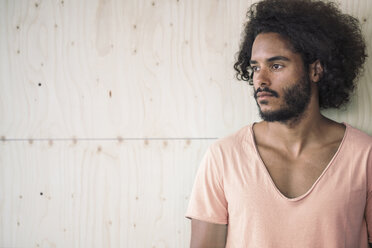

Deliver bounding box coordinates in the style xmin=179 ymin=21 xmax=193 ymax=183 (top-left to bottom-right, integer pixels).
xmin=309 ymin=60 xmax=323 ymax=83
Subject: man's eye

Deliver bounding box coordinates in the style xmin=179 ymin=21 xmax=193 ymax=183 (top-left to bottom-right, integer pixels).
xmin=251 ymin=66 xmax=260 ymax=72
xmin=272 ymin=64 xmax=283 ymax=70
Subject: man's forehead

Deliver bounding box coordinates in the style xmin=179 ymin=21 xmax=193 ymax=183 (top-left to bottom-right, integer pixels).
xmin=251 ymin=32 xmax=297 ymax=61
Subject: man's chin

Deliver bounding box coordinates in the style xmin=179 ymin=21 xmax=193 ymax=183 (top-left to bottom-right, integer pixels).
xmin=259 ymin=109 xmax=296 ymax=123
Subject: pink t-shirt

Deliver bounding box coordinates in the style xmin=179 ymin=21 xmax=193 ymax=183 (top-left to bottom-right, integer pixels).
xmin=186 ymin=123 xmax=372 ymax=247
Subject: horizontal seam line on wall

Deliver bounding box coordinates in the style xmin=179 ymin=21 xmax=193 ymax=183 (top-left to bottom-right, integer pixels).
xmin=2 ymin=137 xmax=219 ymax=141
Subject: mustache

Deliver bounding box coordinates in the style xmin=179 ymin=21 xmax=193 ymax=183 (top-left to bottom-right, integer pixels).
xmin=254 ymin=87 xmax=279 ymax=99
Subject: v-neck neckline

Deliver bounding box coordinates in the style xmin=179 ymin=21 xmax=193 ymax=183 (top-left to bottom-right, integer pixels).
xmin=249 ymin=122 xmax=349 ymax=201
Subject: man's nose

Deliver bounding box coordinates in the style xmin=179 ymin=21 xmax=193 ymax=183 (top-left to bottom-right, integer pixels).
xmin=253 ymin=68 xmax=271 ymax=88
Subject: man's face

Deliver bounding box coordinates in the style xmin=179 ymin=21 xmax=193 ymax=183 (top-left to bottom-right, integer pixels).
xmin=250 ymin=32 xmax=312 ymax=123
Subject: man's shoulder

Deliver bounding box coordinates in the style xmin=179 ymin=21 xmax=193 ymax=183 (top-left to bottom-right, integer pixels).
xmin=345 ymin=123 xmax=372 ymax=147
xmin=209 ymin=124 xmax=253 ymax=152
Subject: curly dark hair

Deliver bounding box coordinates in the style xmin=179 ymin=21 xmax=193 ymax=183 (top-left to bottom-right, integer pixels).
xmin=233 ymin=0 xmax=367 ymax=109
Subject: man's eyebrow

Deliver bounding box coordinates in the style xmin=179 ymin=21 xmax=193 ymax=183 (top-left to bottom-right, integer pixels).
xmin=250 ymin=56 xmax=290 ymax=64
xmin=267 ymin=56 xmax=290 ymax=62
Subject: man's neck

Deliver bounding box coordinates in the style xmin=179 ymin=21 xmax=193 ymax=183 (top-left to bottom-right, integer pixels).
xmin=259 ymin=112 xmax=341 ymax=158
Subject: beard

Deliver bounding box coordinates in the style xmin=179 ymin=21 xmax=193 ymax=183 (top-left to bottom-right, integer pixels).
xmin=254 ymin=75 xmax=312 ymax=123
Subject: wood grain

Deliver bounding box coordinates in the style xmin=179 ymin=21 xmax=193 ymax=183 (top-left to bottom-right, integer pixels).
xmin=0 ymin=139 xmax=214 ymax=247
xmin=0 ymin=0 xmax=256 ymax=139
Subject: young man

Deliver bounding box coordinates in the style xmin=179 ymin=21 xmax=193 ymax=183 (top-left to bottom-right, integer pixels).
xmin=185 ymin=0 xmax=371 ymax=247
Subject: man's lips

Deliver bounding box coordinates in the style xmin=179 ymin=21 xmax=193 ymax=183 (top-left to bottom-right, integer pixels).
xmin=257 ymin=92 xmax=274 ymax=98
xmin=254 ymin=87 xmax=279 ymax=99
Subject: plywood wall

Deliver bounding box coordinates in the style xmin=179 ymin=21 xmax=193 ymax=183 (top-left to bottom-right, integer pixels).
xmin=0 ymin=0 xmax=371 ymax=247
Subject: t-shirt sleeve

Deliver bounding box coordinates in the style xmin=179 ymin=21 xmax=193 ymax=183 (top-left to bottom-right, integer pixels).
xmin=366 ymin=149 xmax=372 ymax=244
xmin=185 ymin=145 xmax=228 ymax=224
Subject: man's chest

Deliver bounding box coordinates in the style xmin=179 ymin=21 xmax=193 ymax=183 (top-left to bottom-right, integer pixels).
xmin=224 ymin=143 xmax=366 ymax=222
xmin=257 ymin=144 xmax=339 ymax=199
